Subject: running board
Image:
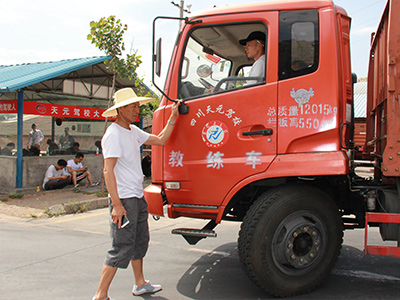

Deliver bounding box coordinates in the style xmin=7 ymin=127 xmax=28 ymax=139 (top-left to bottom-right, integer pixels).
xmin=172 ymin=220 xmax=217 ymax=245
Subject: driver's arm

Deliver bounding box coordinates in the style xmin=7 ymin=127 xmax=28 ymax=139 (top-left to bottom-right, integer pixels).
xmin=181 ymin=81 xmax=207 ymax=97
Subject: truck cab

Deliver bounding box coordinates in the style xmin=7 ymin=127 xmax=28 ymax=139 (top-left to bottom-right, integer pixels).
xmin=146 ymin=0 xmax=352 ymax=223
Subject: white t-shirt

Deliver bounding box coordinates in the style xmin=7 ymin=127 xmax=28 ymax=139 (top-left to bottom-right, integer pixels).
xmin=246 ymin=54 xmax=266 ymax=85
xmin=43 ymin=165 xmax=68 ymax=188
xmin=102 ymin=123 xmax=150 ymax=199
xmin=66 ymin=159 xmax=83 ymax=175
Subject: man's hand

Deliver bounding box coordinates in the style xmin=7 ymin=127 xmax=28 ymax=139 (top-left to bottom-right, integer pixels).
xmin=170 ymin=99 xmax=182 ymax=123
xmin=111 ymin=204 xmax=126 ymax=229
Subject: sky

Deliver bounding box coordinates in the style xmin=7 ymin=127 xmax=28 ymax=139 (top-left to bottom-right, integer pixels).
xmin=0 ymin=0 xmax=388 ymax=85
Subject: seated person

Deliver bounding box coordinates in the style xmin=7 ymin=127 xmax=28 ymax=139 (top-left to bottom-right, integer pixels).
xmin=1 ymin=142 xmax=15 ymax=156
xmin=42 ymin=159 xmax=71 ymax=190
xmin=66 ymin=152 xmax=96 ymax=187
xmin=46 ymin=139 xmax=59 ymax=155
xmin=239 ymin=31 xmax=266 ymax=85
xmin=29 ymin=145 xmax=40 ymax=156
xmin=65 ymin=142 xmax=80 ymax=155
xmin=141 ymin=153 xmax=152 ymax=177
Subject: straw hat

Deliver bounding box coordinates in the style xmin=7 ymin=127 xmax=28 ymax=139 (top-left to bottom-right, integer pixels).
xmin=102 ymin=88 xmax=155 ymax=117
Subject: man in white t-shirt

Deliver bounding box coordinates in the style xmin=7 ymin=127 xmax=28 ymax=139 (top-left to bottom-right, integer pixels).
xmin=66 ymin=152 xmax=95 ymax=187
xmin=27 ymin=123 xmax=44 ymax=149
xmin=42 ymin=159 xmax=71 ymax=190
xmin=92 ymin=88 xmax=181 ymax=300
xmin=239 ymin=31 xmax=266 ymax=85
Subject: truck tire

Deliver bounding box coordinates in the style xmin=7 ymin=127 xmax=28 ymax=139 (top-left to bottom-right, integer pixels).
xmin=238 ymin=185 xmax=343 ymax=297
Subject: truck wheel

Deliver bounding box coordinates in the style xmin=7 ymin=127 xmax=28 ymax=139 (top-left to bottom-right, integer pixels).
xmin=238 ymin=185 xmax=343 ymax=297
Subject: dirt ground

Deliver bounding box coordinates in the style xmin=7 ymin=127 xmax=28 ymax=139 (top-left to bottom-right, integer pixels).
xmin=0 ymin=185 xmax=106 ymax=219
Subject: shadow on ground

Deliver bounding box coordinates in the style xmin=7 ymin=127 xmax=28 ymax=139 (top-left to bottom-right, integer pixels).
xmin=176 ymin=243 xmax=400 ymax=300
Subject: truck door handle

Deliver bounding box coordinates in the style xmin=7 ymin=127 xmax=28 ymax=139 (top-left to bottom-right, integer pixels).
xmin=242 ymin=129 xmax=273 ymax=136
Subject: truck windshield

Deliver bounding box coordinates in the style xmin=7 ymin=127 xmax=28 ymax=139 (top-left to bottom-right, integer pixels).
xmin=179 ymin=23 xmax=267 ymax=100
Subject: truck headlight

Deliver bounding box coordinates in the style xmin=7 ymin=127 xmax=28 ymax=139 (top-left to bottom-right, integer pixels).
xmin=165 ymin=182 xmax=181 ymax=190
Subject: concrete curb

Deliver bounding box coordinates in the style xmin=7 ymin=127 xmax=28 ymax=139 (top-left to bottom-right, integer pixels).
xmin=47 ymin=197 xmax=109 ymax=216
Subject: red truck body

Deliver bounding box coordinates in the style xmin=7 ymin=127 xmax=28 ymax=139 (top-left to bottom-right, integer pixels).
xmin=365 ymin=0 xmax=400 ymax=180
xmin=145 ymin=0 xmax=400 ymax=296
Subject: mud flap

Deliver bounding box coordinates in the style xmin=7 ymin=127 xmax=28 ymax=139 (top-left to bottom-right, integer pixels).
xmin=144 ymin=184 xmax=164 ymax=216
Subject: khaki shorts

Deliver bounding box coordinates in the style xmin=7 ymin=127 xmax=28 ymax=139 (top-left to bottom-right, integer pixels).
xmin=104 ymin=197 xmax=149 ymax=269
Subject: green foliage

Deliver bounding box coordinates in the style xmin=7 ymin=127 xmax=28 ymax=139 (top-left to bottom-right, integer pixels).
xmin=67 ymin=200 xmax=90 ymax=214
xmin=88 ymin=15 xmax=158 ymax=116
xmin=88 ymin=16 xmax=141 ymax=82
xmin=9 ymin=194 xmax=24 ymax=199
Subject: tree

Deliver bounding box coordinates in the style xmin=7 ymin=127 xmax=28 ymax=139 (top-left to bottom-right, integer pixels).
xmin=87 ymin=15 xmax=158 ymax=115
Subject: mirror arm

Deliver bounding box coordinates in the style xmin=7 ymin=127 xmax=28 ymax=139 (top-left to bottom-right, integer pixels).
xmin=152 ymin=16 xmax=189 ymax=114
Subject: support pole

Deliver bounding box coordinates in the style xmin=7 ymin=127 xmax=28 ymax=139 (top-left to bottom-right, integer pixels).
xmin=16 ymin=89 xmax=24 ymax=188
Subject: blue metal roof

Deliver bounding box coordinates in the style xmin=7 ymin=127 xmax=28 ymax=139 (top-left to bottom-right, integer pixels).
xmin=0 ymin=56 xmax=111 ymax=93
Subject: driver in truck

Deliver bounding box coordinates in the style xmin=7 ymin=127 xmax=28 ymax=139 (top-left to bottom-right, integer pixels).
xmin=239 ymin=30 xmax=266 ymax=85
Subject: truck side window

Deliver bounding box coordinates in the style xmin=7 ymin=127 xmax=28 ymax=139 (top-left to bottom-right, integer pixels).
xmin=179 ymin=23 xmax=267 ymax=100
xmin=278 ymin=10 xmax=319 ymax=80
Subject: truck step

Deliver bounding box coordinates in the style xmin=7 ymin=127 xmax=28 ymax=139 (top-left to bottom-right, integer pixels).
xmin=172 ymin=220 xmax=218 ymax=245
xmin=172 ymin=228 xmax=217 ymax=237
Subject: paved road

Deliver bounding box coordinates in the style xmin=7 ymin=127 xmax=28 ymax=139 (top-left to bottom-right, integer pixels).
xmin=1 ymin=209 xmax=400 ymax=300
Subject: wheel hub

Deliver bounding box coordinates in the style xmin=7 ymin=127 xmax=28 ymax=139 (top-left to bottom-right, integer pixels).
xmin=286 ymin=225 xmax=321 ymax=268
xmin=272 ymin=212 xmax=324 ymax=274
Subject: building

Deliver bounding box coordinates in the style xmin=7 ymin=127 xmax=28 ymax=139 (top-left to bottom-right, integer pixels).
xmin=0 ymin=56 xmax=156 ymax=191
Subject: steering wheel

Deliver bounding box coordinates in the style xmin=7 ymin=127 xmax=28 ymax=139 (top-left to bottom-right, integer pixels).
xmin=213 ymin=76 xmax=264 ymax=92
xmin=198 ymin=78 xmax=214 ymax=90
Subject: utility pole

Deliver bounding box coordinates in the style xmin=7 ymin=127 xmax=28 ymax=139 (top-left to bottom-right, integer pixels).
xmin=171 ymin=1 xmax=191 ymax=29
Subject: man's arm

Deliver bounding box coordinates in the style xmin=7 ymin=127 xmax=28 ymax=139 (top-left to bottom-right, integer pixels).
xmin=68 ymin=165 xmax=84 ymax=173
xmin=46 ymin=166 xmax=69 ymax=181
xmin=27 ymin=133 xmax=32 ymax=148
xmin=103 ymin=157 xmax=125 ymax=228
xmin=39 ymin=130 xmax=44 ymax=142
xmin=145 ymin=100 xmax=181 ymax=146
xmin=48 ymin=174 xmax=70 ymax=180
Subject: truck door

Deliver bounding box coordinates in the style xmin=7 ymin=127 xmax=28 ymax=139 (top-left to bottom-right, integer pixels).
xmin=276 ymin=9 xmax=341 ymax=154
xmin=163 ymin=15 xmax=279 ymax=211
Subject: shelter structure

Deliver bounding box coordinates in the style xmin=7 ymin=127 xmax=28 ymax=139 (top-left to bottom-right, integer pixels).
xmin=0 ymin=56 xmax=155 ymax=191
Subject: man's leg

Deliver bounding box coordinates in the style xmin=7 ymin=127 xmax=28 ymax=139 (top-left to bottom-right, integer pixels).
xmin=86 ymin=170 xmax=93 ymax=185
xmin=58 ymin=178 xmax=71 ymax=189
xmin=71 ymin=171 xmax=77 ymax=185
xmin=131 ymin=258 xmax=162 ymax=295
xmin=44 ymin=178 xmax=71 ymax=190
xmin=131 ymin=198 xmax=162 ymax=295
xmin=94 ymin=264 xmax=117 ymax=300
xmin=131 ymin=259 xmax=146 ymax=287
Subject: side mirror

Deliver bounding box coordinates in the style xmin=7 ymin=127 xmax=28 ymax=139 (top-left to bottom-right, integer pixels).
xmin=352 ymin=73 xmax=358 ymax=84
xmin=155 ymin=38 xmax=162 ymax=77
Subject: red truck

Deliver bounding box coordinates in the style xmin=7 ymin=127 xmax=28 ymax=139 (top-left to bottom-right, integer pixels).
xmin=145 ymin=0 xmax=400 ymax=296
